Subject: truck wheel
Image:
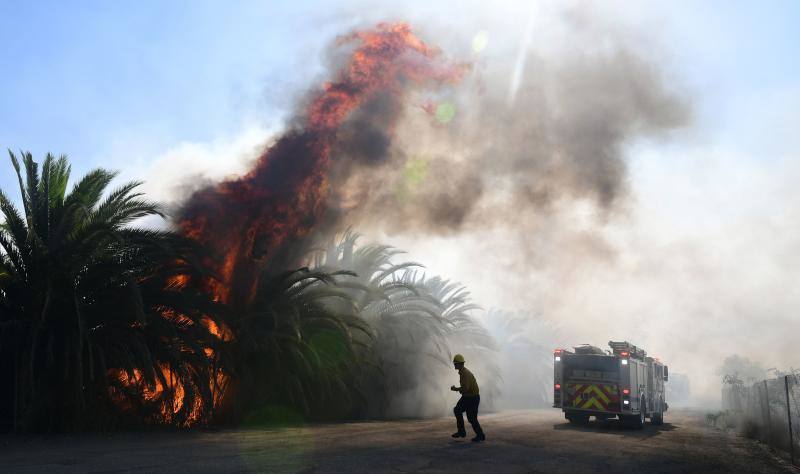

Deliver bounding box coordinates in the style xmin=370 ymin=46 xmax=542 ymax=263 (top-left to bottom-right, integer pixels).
xmin=624 ymin=401 xmax=645 ymax=429
xmin=651 ymin=411 xmax=664 ymax=425
xmin=567 ymin=413 xmax=590 ymax=425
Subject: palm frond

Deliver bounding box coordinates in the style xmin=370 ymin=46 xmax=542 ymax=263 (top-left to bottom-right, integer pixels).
xmin=0 ymin=153 xmax=222 ymax=431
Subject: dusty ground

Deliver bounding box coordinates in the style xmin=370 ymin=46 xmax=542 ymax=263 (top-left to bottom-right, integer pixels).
xmin=0 ymin=409 xmax=793 ymax=473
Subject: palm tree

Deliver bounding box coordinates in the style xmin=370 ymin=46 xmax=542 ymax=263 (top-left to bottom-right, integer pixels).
xmin=484 ymin=309 xmax=562 ymax=408
xmin=216 ymin=267 xmax=375 ymax=425
xmin=312 ymin=231 xmax=500 ymax=418
xmin=0 ymin=151 xmax=221 ymax=431
xmin=417 ymin=275 xmax=501 ymax=411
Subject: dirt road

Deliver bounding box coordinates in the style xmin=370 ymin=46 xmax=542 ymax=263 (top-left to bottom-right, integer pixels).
xmin=0 ymin=409 xmax=792 ymax=473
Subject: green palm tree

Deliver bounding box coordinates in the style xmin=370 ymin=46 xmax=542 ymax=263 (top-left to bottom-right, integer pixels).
xmin=0 ymin=151 xmax=221 ymax=431
xmin=313 ymin=231 xmax=499 ymax=418
xmin=416 ymin=275 xmax=501 ymax=411
xmin=218 ymin=267 xmax=375 ymax=425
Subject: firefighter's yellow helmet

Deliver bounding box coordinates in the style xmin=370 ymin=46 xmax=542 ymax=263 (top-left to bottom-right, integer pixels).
xmin=453 ymin=354 xmax=465 ymax=364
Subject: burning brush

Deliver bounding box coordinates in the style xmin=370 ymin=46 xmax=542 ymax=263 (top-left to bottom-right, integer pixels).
xmin=117 ymin=23 xmax=467 ymax=425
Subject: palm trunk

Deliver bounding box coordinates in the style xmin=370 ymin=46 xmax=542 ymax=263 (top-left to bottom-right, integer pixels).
xmin=12 ymin=334 xmax=18 ymax=432
xmin=73 ymin=289 xmax=86 ymax=419
xmin=28 ymin=280 xmax=52 ymax=400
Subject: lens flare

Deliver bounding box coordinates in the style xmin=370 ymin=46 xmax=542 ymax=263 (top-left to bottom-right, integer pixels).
xmin=404 ymin=156 xmax=429 ymax=186
xmin=472 ymin=30 xmax=489 ymax=53
xmin=436 ymin=101 xmax=456 ymax=123
xmin=394 ymin=156 xmax=429 ymax=202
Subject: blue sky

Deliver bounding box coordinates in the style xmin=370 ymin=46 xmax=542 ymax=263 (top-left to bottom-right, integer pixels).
xmin=0 ymin=0 xmax=797 ymax=191
xmin=0 ymin=1 xmax=343 ymax=188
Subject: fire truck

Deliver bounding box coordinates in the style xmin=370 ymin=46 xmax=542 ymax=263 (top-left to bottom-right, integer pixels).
xmin=553 ymin=341 xmax=668 ymax=428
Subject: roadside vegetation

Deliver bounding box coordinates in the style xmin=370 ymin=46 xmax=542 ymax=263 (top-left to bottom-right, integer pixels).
xmin=712 ymin=356 xmax=800 ymax=464
xmin=0 ymin=153 xmax=498 ymax=432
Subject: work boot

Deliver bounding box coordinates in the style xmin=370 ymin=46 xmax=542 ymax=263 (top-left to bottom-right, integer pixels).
xmin=471 ymin=433 xmax=485 ymax=442
xmin=451 ymin=431 xmax=466 ymax=438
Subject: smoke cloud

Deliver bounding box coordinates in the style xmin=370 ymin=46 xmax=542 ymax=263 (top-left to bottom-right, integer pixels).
xmin=137 ymin=2 xmax=799 ymax=407
xmin=168 ymin=10 xmax=693 ymax=405
xmin=330 ymin=44 xmax=689 ymax=234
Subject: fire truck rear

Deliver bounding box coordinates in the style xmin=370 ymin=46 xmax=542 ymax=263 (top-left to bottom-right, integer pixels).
xmin=553 ymin=341 xmax=668 ymax=428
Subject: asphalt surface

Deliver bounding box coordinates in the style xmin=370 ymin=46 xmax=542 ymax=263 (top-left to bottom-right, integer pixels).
xmin=0 ymin=409 xmax=793 ymax=473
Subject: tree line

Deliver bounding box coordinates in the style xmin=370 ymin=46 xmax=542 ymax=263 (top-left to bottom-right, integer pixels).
xmin=0 ymin=152 xmax=498 ymax=432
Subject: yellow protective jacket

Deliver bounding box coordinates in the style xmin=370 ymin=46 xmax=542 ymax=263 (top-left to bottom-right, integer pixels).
xmin=458 ymin=367 xmax=480 ymax=396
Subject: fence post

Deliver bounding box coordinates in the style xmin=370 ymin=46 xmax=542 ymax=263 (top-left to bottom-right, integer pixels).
xmin=764 ymin=380 xmax=772 ymax=445
xmin=786 ymin=375 xmax=795 ymax=466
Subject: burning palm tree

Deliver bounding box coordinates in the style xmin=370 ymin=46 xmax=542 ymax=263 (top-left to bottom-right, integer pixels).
xmin=0 ymin=152 xmax=220 ymax=431
xmin=216 ymin=267 xmax=376 ymax=425
xmin=1 ymin=23 xmax=483 ymax=431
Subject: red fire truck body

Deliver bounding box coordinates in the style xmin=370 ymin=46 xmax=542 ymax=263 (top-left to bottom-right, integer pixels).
xmin=553 ymin=341 xmax=668 ymax=428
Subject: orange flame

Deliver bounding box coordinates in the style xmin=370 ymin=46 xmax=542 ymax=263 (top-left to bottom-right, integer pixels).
xmin=178 ymin=23 xmax=464 ymax=308
xmin=148 ymin=23 xmax=464 ymax=426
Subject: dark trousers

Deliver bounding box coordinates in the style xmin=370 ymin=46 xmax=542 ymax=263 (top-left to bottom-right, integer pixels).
xmin=454 ymin=395 xmax=483 ymax=435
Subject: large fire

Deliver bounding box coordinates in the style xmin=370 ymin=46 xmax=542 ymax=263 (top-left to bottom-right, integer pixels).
xmin=116 ymin=23 xmax=464 ymax=426
xmin=178 ymin=23 xmax=464 ymax=308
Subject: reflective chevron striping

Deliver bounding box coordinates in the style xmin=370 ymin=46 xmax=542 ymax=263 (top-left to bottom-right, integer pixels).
xmin=567 ymin=383 xmax=621 ymax=412
xmin=586 ymin=385 xmax=610 ymax=404
xmin=581 ymin=397 xmax=605 ymax=410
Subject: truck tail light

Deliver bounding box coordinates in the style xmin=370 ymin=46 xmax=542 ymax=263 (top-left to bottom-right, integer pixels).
xmin=620 ymin=351 xmax=629 ymax=357
xmin=555 ymin=384 xmax=561 ymax=390
xmin=622 ymin=387 xmax=631 ymax=409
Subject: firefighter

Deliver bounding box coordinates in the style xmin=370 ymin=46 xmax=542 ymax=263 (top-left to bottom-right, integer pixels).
xmin=450 ymin=354 xmax=485 ymax=442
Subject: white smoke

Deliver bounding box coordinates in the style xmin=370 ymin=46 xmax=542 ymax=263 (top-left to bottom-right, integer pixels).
xmin=126 ymin=1 xmax=800 ymax=408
